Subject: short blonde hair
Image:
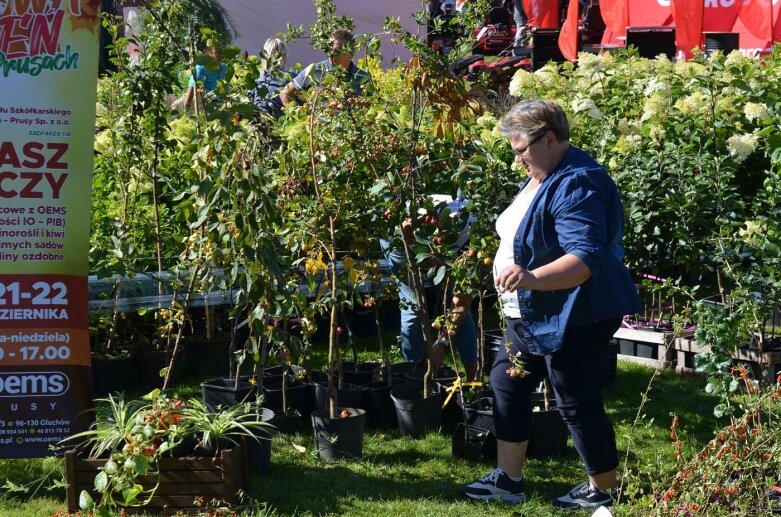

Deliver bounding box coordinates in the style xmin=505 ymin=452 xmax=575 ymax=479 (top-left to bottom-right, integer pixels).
xmin=498 ymin=99 xmax=570 ymax=142
xmin=262 ymin=37 xmax=287 ymax=59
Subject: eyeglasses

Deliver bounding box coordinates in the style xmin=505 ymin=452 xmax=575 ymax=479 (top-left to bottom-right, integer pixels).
xmin=512 ymin=131 xmax=548 ymax=157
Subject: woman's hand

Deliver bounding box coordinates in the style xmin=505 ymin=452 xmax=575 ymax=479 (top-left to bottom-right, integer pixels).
xmin=497 ymin=255 xmax=592 ymax=293
xmin=496 ymin=264 xmax=536 ymax=293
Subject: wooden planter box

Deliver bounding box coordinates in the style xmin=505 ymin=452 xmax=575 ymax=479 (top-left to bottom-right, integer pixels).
xmin=612 ymin=327 xmax=681 ymax=369
xmin=675 ymin=338 xmax=781 ymax=384
xmin=65 ymin=444 xmax=248 ymax=514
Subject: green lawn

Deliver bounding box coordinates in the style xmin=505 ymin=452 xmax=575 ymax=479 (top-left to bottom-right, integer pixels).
xmin=0 ymin=346 xmax=720 ymax=516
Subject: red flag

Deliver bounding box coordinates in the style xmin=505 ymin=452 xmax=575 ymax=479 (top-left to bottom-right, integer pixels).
xmin=522 ymin=0 xmax=560 ymax=29
xmin=671 ymin=0 xmax=704 ymax=58
xmin=559 ymin=0 xmax=580 ymax=61
xmin=737 ymin=0 xmax=773 ymax=41
xmin=600 ymin=0 xmax=628 ymax=43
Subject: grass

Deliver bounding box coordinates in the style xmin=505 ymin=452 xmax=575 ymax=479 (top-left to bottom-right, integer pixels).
xmin=0 ymin=328 xmax=722 ymax=516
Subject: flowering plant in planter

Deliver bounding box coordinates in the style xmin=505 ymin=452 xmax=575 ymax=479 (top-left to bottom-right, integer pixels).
xmin=61 ymin=389 xmax=273 ymax=513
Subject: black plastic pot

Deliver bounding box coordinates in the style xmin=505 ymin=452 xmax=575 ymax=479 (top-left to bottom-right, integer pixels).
xmin=405 ymin=364 xmax=457 ymax=384
xmin=135 ymin=348 xmax=183 ymax=389
xmin=528 ymin=392 xmax=568 ymax=457
xmin=182 ymin=336 xmax=230 ymax=378
xmin=245 ymin=407 xmax=275 ymax=475
xmin=298 ymin=370 xmax=328 ymax=418
xmin=438 ymin=380 xmax=464 ymax=432
xmin=464 ymin=397 xmax=496 ymax=434
xmin=366 ymin=381 xmax=397 ymax=428
xmin=341 ymin=361 xmax=381 ymax=386
xmin=201 ymin=377 xmax=255 ymax=409
xmin=314 ymin=382 xmax=368 ymax=411
xmin=452 ymin=423 xmax=493 ymax=462
xmin=271 ymin=408 xmax=307 ymax=435
xmin=389 ymin=361 xmax=421 ymax=383
xmin=311 ymin=407 xmax=366 ymax=461
xmin=482 ymin=329 xmax=504 ymax=369
xmin=91 ymin=355 xmax=132 ymax=395
xmin=390 ymin=381 xmax=442 ymax=438
xmin=619 ymin=341 xmax=634 ymax=356
xmin=636 ymin=343 xmax=656 ymax=359
xmin=261 ymin=379 xmax=307 ymax=415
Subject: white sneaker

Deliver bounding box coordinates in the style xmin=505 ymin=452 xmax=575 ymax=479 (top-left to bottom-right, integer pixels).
xmin=462 ymin=468 xmax=527 ymax=503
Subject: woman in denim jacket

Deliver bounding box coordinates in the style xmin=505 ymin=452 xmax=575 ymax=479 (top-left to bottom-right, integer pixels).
xmin=463 ymin=100 xmax=641 ymax=510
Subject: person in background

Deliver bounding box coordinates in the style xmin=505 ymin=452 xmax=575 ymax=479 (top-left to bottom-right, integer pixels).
xmin=250 ymin=37 xmax=290 ymax=118
xmin=462 ymin=100 xmax=640 ymax=509
xmin=383 ymin=196 xmax=478 ymax=381
xmin=174 ymin=45 xmax=227 ymax=111
xmin=279 ymin=30 xmax=369 ymax=106
xmin=513 ymin=0 xmax=530 ymax=50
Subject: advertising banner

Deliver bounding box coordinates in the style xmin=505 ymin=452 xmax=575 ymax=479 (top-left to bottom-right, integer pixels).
xmin=0 ymin=0 xmax=100 ymax=457
xmin=604 ymin=0 xmax=780 ymax=55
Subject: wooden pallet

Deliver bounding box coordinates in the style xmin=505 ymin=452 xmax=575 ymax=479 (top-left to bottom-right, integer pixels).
xmin=612 ymin=327 xmax=680 ymax=369
xmin=732 ymin=347 xmax=781 ymax=385
xmin=674 ymin=337 xmax=711 ymax=375
xmin=674 ymin=338 xmax=781 ymax=384
xmin=65 ymin=443 xmax=248 ymax=514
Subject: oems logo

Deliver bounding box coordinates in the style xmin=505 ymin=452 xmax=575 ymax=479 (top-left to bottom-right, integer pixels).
xmin=0 ymin=372 xmax=69 ymax=397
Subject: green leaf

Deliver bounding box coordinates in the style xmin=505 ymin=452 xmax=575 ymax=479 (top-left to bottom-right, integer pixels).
xmin=79 ymin=489 xmax=95 ymax=510
xmin=368 ymin=179 xmax=388 ymax=195
xmin=713 ymin=403 xmax=726 ymax=418
xmin=122 ymin=484 xmax=144 ymax=505
xmin=433 ymin=265 xmax=446 ymax=285
xmin=94 ymin=471 xmax=108 ymax=492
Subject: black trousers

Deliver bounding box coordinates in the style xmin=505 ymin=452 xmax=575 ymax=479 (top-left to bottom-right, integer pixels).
xmin=490 ymin=317 xmax=621 ymax=475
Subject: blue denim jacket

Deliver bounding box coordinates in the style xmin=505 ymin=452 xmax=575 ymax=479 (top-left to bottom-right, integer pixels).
xmin=512 ymin=146 xmax=641 ymax=354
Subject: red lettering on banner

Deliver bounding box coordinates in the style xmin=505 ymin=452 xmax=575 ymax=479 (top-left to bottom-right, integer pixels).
xmin=0 ymin=0 xmax=67 ymax=17
xmin=0 ymin=171 xmax=68 ymax=198
xmin=0 ymin=10 xmax=63 ymax=58
xmin=0 ymin=141 xmax=69 ymax=169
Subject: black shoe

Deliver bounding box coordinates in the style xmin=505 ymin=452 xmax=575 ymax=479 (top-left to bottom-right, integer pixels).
xmin=553 ymin=481 xmax=616 ymax=509
xmin=462 ymin=468 xmax=527 ymax=503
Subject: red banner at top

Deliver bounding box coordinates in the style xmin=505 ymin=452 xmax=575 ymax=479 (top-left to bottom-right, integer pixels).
xmin=523 ymin=0 xmax=560 ymax=28
xmin=559 ymin=0 xmax=580 ymax=60
xmin=671 ymin=0 xmax=705 ymax=57
xmin=602 ymin=0 xmax=781 ymax=55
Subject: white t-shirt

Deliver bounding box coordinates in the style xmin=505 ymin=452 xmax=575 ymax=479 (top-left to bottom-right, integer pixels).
xmin=494 ymin=182 xmax=540 ymax=318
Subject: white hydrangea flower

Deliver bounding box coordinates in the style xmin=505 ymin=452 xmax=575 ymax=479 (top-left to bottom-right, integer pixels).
xmin=649 ymin=124 xmax=665 ymax=141
xmin=534 ymin=64 xmax=561 ymax=89
xmin=576 ymin=52 xmax=604 ymax=77
xmin=508 ymin=69 xmax=536 ymax=97
xmin=511 ymin=160 xmax=526 ymax=173
xmin=642 ymin=95 xmax=667 ymax=121
xmin=644 ymin=77 xmax=671 ymax=97
xmin=674 ymin=91 xmax=708 ymax=115
xmin=744 ymin=102 xmax=772 ymax=122
xmin=588 ymin=80 xmax=605 ymax=98
xmin=724 ymin=50 xmax=748 ymax=68
xmin=572 ymin=97 xmax=602 ymax=119
xmin=739 ymin=220 xmax=763 ymax=247
xmin=674 ymin=61 xmax=706 ymax=77
xmin=476 ymin=113 xmax=498 ymax=129
xmin=625 ymin=134 xmax=643 ymax=149
xmin=726 ymin=133 xmax=759 ymax=163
